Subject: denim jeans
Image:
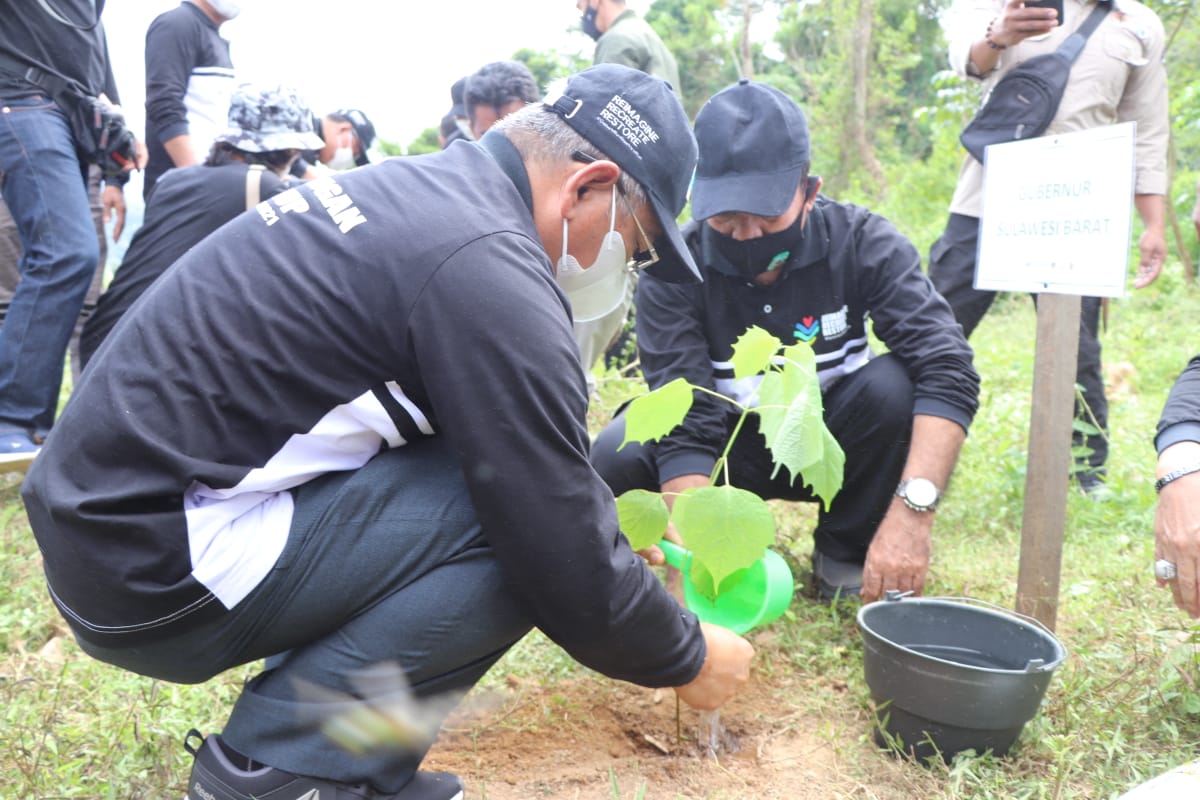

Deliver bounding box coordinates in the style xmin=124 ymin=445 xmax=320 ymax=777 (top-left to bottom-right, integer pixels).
xmin=0 ymin=95 xmax=98 ymax=435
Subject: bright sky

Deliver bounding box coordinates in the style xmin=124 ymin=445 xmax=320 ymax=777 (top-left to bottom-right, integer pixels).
xmin=103 ymin=0 xmax=654 ymax=152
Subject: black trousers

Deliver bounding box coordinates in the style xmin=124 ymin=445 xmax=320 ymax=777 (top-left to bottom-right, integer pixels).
xmin=591 ymin=354 xmax=915 ymax=564
xmin=928 ymin=212 xmax=1107 ymax=471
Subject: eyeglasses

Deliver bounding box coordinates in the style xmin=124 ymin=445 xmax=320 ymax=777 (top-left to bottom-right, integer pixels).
xmin=571 ymin=151 xmax=660 ymax=272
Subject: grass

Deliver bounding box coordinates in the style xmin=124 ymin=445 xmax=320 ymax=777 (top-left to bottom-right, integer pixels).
xmin=3 ymin=262 xmax=1200 ymax=797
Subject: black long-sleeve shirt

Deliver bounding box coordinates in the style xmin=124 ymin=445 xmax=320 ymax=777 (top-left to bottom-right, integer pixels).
xmin=637 ymin=200 xmax=981 ymax=484
xmin=22 ymin=135 xmax=705 ymax=688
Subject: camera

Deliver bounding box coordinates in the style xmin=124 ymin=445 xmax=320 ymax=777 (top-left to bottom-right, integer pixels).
xmin=71 ymin=96 xmax=139 ymax=178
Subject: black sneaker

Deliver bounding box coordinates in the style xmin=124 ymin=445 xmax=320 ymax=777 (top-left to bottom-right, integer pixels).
xmin=182 ymin=730 xmax=464 ymax=800
xmin=811 ymin=551 xmax=863 ymax=603
xmin=1075 ymin=470 xmax=1113 ymax=502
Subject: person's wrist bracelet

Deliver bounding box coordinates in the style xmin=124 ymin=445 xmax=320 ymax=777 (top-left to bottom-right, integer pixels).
xmin=1155 ymin=462 xmax=1200 ymax=493
xmin=985 ymin=18 xmax=1008 ymax=50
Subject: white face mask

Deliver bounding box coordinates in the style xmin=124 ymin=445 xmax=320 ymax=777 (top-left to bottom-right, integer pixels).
xmin=206 ymin=0 xmax=241 ymax=19
xmin=555 ymin=190 xmax=631 ymax=323
xmin=326 ymin=146 xmax=357 ymax=171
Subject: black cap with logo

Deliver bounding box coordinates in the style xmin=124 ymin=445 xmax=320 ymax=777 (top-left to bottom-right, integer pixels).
xmin=545 ymin=64 xmax=700 ymax=284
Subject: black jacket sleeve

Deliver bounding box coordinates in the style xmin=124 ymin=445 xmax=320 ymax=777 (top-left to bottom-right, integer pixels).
xmin=635 ymin=271 xmax=730 ymax=484
xmin=1156 ymin=355 xmax=1200 ymax=453
xmin=409 ymin=232 xmax=707 ymax=688
xmin=144 ymin=11 xmax=198 ymax=143
xmin=851 ymin=208 xmax=980 ymax=430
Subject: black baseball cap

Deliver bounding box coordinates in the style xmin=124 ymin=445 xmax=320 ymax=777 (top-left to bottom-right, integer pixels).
xmin=691 ymin=79 xmax=811 ymax=220
xmin=545 ymin=64 xmax=701 ymax=283
xmin=330 ymin=108 xmax=376 ymax=167
xmin=450 ymin=77 xmax=468 ymax=117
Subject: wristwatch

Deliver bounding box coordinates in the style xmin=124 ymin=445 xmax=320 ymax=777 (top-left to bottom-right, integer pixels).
xmin=896 ymin=477 xmax=941 ymax=512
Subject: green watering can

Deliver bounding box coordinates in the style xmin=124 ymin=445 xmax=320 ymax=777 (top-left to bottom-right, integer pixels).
xmin=658 ymin=540 xmax=795 ymax=635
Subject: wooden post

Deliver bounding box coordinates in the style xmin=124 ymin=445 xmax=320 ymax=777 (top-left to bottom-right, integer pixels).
xmin=1016 ymin=293 xmax=1081 ymax=631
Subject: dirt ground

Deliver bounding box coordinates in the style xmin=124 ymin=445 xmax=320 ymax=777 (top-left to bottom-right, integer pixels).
xmin=424 ymin=647 xmax=928 ymax=800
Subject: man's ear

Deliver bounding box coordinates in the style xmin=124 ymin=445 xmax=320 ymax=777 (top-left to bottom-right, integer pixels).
xmin=559 ymin=159 xmax=621 ymax=221
xmin=803 ymin=176 xmax=822 ymax=210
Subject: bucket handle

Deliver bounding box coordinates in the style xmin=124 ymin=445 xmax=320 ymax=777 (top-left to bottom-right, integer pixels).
xmin=906 ymin=594 xmax=1066 ymax=670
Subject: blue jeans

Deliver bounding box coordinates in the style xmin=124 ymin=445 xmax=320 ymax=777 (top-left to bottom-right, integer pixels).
xmin=0 ymin=95 xmax=98 ymax=435
xmin=76 ymin=438 xmax=534 ymax=793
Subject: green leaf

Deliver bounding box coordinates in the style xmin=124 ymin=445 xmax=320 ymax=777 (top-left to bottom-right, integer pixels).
xmin=730 ymin=326 xmax=781 ymax=380
xmin=799 ymin=427 xmax=846 ymax=511
xmin=615 ymin=490 xmax=670 ymax=552
xmin=671 ymin=485 xmax=775 ymax=597
xmin=755 ymin=345 xmax=824 ymax=484
xmin=620 ymin=377 xmax=693 ymax=449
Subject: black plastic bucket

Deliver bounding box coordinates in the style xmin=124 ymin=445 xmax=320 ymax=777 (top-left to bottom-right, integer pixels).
xmin=857 ymin=595 xmax=1067 ymax=761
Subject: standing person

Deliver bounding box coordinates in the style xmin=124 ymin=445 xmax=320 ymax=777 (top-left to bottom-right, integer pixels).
xmin=79 ymin=83 xmax=320 ymax=367
xmin=591 ymin=80 xmax=981 ymax=603
xmin=1153 ymin=354 xmax=1200 ymax=618
xmin=463 ymin=60 xmax=540 ymax=140
xmin=143 ymin=0 xmax=238 ymax=200
xmin=929 ymin=0 xmax=1169 ymax=497
xmin=0 ymin=165 xmax=106 ymax=386
xmin=22 ymin=65 xmax=753 ymax=799
xmin=577 ymin=0 xmax=681 ymax=95
xmin=0 ymin=0 xmax=139 ymax=459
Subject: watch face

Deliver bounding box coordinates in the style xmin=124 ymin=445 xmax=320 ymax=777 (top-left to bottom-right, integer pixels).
xmin=905 ymin=478 xmax=938 ymax=508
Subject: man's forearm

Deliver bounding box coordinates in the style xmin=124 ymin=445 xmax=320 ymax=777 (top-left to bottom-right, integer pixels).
xmin=899 ymin=414 xmax=968 ymax=490
xmin=1135 ymin=194 xmax=1166 ymax=235
xmin=163 ymin=134 xmax=200 ymax=169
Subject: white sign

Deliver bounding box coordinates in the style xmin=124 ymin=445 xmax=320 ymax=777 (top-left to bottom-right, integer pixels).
xmin=975 ymin=122 xmax=1135 ymax=297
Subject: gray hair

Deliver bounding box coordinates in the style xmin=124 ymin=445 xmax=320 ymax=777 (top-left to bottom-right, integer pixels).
xmin=490 ymin=104 xmax=649 ymax=211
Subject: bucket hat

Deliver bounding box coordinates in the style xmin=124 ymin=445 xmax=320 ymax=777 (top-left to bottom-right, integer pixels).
xmin=215 ymin=84 xmax=325 ymax=154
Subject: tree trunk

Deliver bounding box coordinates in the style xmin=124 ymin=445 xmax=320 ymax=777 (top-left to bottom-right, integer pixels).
xmin=850 ymin=0 xmax=885 ymax=192
xmin=739 ymin=1 xmax=756 ymax=79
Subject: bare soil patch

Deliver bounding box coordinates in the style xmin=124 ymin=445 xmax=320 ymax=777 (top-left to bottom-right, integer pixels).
xmin=425 ymin=653 xmax=933 ymax=799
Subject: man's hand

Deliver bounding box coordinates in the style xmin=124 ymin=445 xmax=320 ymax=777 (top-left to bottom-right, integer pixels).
xmin=860 ymin=500 xmax=934 ymax=604
xmin=102 ymin=184 xmax=126 ymax=241
xmin=990 ymin=0 xmax=1059 ymax=47
xmin=1156 ymin=442 xmax=1200 ymax=617
xmin=1133 ymin=194 xmax=1166 ymax=289
xmin=674 ymin=622 xmax=754 ymax=711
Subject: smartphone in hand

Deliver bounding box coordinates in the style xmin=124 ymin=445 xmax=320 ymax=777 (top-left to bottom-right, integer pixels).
xmin=1025 ymin=0 xmax=1064 ymax=26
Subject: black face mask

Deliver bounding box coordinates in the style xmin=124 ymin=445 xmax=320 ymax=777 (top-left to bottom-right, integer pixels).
xmin=708 ymin=221 xmax=806 ymax=281
xmin=581 ymin=5 xmax=602 ymax=40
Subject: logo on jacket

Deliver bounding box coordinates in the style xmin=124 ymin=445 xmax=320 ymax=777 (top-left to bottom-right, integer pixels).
xmin=821 ymin=305 xmax=850 ymax=341
xmin=794 ymin=305 xmax=850 ymax=344
xmin=794 ymin=316 xmax=820 ymax=343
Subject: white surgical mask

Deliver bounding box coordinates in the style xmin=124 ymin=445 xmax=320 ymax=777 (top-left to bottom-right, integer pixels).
xmin=326 ymin=146 xmax=357 ymax=171
xmin=555 ymin=190 xmax=631 ymax=323
xmin=206 ymin=0 xmax=241 ymax=19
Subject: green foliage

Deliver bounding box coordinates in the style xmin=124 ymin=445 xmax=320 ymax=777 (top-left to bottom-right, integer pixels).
xmin=615 ymin=326 xmax=841 ymax=599
xmin=672 ymin=484 xmax=776 ymax=593
xmin=402 ymin=128 xmax=442 ymax=157
xmin=614 ymin=488 xmax=670 ymax=552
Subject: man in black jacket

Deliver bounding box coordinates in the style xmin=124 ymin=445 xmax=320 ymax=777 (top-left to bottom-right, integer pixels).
xmin=23 ymin=65 xmax=752 ymax=800
xmin=592 ymin=80 xmax=981 ymax=604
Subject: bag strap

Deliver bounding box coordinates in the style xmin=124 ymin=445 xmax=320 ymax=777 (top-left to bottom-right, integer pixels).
xmin=245 ymin=164 xmax=265 ymax=211
xmin=1056 ymin=0 xmax=1113 ymax=63
xmin=0 ymin=49 xmax=88 ymax=107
